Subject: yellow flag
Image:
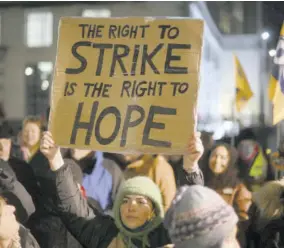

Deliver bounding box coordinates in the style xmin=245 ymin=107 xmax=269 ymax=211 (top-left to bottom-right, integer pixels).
xmin=270 ymin=23 xmax=284 ymax=125
xmin=268 ymin=75 xmax=277 ymax=101
xmin=234 ymin=55 xmax=253 ymax=112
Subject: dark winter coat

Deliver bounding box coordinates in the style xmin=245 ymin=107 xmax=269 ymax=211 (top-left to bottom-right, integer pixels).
xmin=49 ymin=162 xmax=204 ymax=248
xmin=0 ymin=160 xmax=35 ymax=224
xmin=7 ymin=157 xmax=42 ymax=210
xmin=168 ymin=157 xmax=204 ymax=187
xmin=22 ymin=151 xmax=83 ymax=248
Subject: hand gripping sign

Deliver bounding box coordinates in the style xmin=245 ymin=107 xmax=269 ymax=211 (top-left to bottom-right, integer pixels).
xmin=49 ymin=17 xmax=204 ymax=154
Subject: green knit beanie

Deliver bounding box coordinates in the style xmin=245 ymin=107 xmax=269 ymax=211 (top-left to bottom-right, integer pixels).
xmin=113 ymin=176 xmax=164 ymax=245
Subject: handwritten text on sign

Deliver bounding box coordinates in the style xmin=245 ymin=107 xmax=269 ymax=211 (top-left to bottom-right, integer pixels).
xmin=49 ymin=17 xmax=204 ymax=154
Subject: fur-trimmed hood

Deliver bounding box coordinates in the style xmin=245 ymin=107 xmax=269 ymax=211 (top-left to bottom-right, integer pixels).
xmin=253 ymin=179 xmax=284 ymax=221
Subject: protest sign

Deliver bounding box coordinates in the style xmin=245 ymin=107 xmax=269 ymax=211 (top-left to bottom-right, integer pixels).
xmin=49 ymin=17 xmax=204 ymax=154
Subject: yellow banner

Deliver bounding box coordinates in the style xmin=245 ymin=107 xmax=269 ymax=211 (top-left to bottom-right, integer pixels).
xmin=273 ymin=81 xmax=284 ymax=125
xmin=271 ymin=23 xmax=284 ymax=125
xmin=49 ymin=17 xmax=204 ymax=154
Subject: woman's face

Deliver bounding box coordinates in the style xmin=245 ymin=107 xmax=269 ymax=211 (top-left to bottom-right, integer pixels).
xmin=0 ymin=204 xmax=19 ymax=240
xmin=120 ymin=194 xmax=154 ymax=229
xmin=22 ymin=122 xmax=41 ymax=147
xmin=209 ymin=146 xmax=230 ymax=175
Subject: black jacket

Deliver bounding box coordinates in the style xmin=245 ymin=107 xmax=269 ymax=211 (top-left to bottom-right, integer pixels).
xmin=19 ymin=225 xmax=40 ymax=248
xmin=26 ymin=151 xmax=83 ymax=248
xmin=247 ymin=203 xmax=284 ymax=248
xmin=169 ymin=158 xmax=204 ymax=187
xmin=8 ymin=157 xmax=42 ymax=210
xmin=0 ymin=161 xmax=35 ymax=224
xmin=49 ymin=162 xmax=204 ymax=248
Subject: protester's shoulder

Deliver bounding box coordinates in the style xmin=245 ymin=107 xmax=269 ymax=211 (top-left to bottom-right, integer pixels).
xmin=154 ymin=155 xmax=174 ymax=171
xmin=19 ymin=225 xmax=40 ymax=248
xmin=102 ymin=157 xmax=123 ymax=173
xmin=0 ymin=159 xmax=16 ymax=178
xmin=89 ymin=214 xmax=119 ymax=241
xmin=149 ymin=222 xmax=171 ymax=246
xmin=9 ymin=157 xmax=32 ymax=172
xmin=155 ymin=155 xmax=171 ymax=165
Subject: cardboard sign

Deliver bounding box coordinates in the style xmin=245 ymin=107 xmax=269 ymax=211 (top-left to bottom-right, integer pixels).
xmin=49 ymin=17 xmax=204 ymax=154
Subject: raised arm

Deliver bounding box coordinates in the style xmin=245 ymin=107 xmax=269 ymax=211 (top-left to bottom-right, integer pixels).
xmin=40 ymin=132 xmax=118 ymax=247
xmin=178 ymin=132 xmax=205 ymax=186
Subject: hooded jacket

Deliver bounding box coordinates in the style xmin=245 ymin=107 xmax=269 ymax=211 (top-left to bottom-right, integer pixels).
xmin=82 ymin=152 xmax=124 ymax=212
xmin=64 ymin=150 xmax=124 ymax=212
xmin=247 ymin=180 xmax=284 ymax=248
xmin=0 ymin=161 xmax=35 ymax=224
xmin=24 ymin=151 xmax=84 ymax=248
xmin=48 ymin=160 xmax=204 ymax=248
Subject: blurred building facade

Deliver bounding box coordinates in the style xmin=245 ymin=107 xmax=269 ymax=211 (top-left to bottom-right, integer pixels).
xmin=0 ymin=1 xmax=271 ymax=139
xmin=0 ymin=2 xmax=187 ymax=120
xmin=190 ymin=2 xmax=270 ymax=139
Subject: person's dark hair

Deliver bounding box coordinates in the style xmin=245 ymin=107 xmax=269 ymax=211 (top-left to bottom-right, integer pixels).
xmin=237 ymin=128 xmax=256 ymax=145
xmin=22 ymin=116 xmax=43 ymax=132
xmin=203 ymin=142 xmax=240 ymax=189
xmin=0 ymin=121 xmax=13 ymax=139
xmin=201 ymin=131 xmax=214 ymax=149
xmin=64 ymin=159 xmax=83 ymax=185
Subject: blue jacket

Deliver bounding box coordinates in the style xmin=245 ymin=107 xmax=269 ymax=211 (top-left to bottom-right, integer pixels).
xmin=82 ymin=152 xmax=123 ymax=211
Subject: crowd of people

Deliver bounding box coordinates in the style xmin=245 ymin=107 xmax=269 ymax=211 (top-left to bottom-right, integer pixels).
xmin=0 ymin=112 xmax=283 ymax=248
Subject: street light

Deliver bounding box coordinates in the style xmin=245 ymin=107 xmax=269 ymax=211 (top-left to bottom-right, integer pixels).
xmin=41 ymin=80 xmax=49 ymax=91
xmin=269 ymin=49 xmax=276 ymax=57
xmin=25 ymin=67 xmax=34 ymax=76
xmin=261 ymin=31 xmax=270 ymax=41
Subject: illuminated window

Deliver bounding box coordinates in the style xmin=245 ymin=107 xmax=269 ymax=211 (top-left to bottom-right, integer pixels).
xmin=25 ymin=62 xmax=53 ymax=115
xmin=233 ymin=2 xmax=244 ymax=23
xmin=26 ymin=12 xmax=53 ymax=47
xmin=82 ymin=9 xmax=111 ymax=17
xmin=219 ymin=9 xmax=231 ymax=34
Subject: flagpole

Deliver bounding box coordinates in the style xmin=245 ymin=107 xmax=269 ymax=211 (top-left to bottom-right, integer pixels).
xmin=257 ymin=1 xmax=266 ymax=125
xmin=232 ymin=54 xmax=238 ymax=148
xmin=231 ymin=97 xmax=236 ymax=147
xmin=277 ymin=121 xmax=283 ymax=178
xmin=276 ymin=123 xmax=281 ymax=149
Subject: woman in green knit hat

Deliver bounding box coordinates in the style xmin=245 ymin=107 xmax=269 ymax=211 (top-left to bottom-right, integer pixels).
xmin=40 ymin=131 xmax=204 ymax=248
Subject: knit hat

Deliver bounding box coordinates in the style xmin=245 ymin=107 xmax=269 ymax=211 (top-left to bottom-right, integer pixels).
xmin=164 ymin=185 xmax=238 ymax=248
xmin=113 ymin=176 xmax=164 ymax=247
